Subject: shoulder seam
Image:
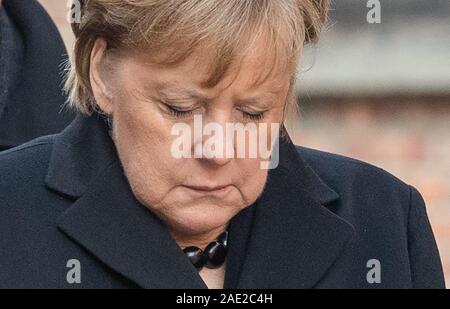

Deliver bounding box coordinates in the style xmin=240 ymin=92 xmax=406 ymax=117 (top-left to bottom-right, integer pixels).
xmin=296 ymin=146 xmax=411 ymax=187
xmin=297 ymin=146 xmax=381 ymax=168
xmin=0 ymin=140 xmax=54 ymax=159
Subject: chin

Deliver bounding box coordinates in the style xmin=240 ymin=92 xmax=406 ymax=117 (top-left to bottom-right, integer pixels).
xmin=162 ymin=201 xmax=246 ymax=236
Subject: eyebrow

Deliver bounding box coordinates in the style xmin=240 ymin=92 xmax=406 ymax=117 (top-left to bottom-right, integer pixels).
xmin=236 ymin=93 xmax=278 ymax=107
xmin=152 ymin=81 xmax=212 ymax=103
xmin=152 ymin=80 xmax=279 ymax=106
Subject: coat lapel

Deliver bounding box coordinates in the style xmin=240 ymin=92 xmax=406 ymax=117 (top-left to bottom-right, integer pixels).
xmin=46 ymin=115 xmax=207 ymax=288
xmin=232 ymin=136 xmax=356 ymax=288
xmin=56 ymin=160 xmax=207 ymax=289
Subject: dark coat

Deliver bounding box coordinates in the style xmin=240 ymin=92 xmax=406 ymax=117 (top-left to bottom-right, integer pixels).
xmin=0 ymin=114 xmax=445 ymax=289
xmin=0 ymin=0 xmax=74 ymax=151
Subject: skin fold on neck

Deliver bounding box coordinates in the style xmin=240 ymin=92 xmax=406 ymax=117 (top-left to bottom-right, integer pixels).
xmin=170 ymin=223 xmax=229 ymax=250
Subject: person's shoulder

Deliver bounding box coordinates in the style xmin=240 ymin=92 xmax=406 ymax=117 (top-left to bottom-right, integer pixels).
xmin=0 ymin=134 xmax=61 ymax=226
xmin=0 ymin=135 xmax=56 ymax=188
xmin=296 ymin=147 xmax=445 ymax=288
xmin=0 ymin=134 xmax=55 ymax=162
xmin=297 ymin=145 xmax=408 ymax=186
xmin=296 ymin=145 xmax=413 ymax=213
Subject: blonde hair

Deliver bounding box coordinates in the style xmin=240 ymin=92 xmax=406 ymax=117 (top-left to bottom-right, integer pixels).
xmin=65 ymin=0 xmax=328 ymax=115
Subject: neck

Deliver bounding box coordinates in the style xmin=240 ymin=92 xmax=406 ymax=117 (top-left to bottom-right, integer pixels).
xmin=170 ymin=224 xmax=228 ymax=250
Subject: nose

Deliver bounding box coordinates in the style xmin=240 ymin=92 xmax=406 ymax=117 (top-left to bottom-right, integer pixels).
xmin=193 ymin=110 xmax=234 ymax=167
xmin=199 ymin=153 xmax=233 ymax=167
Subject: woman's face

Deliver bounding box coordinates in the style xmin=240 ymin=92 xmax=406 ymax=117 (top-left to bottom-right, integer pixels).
xmin=93 ymin=39 xmax=292 ymax=238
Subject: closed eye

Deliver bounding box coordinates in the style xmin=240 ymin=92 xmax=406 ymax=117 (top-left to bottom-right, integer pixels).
xmin=242 ymin=111 xmax=265 ymax=121
xmin=162 ymin=101 xmax=196 ymax=118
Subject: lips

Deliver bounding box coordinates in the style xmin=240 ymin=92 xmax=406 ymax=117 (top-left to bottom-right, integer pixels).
xmin=184 ymin=185 xmax=232 ymax=192
xmin=182 ymin=183 xmax=235 ymax=198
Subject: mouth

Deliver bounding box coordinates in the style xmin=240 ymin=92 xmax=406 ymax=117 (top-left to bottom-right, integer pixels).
xmin=184 ymin=184 xmax=231 ymax=192
xmin=183 ymin=184 xmax=233 ymax=195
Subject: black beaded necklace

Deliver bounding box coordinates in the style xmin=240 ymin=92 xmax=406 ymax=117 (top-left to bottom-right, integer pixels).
xmin=183 ymin=231 xmax=228 ymax=271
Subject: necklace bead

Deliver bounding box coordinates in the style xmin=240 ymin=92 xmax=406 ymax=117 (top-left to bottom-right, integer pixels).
xmin=204 ymin=241 xmax=227 ymax=269
xmin=182 ymin=231 xmax=228 ymax=271
xmin=183 ymin=246 xmax=206 ymax=269
xmin=218 ymin=231 xmax=228 ymax=247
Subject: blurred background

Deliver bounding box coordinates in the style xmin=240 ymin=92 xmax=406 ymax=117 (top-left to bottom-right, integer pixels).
xmin=39 ymin=0 xmax=450 ymax=287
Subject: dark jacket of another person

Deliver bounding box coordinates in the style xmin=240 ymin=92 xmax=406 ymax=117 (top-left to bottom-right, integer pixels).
xmin=0 ymin=0 xmax=74 ymax=151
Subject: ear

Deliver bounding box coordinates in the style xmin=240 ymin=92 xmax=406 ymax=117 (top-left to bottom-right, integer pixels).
xmin=90 ymin=38 xmax=114 ymax=115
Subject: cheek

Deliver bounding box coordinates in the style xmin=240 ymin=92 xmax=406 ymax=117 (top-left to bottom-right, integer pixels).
xmin=111 ymin=93 xmax=187 ymax=206
xmin=234 ymin=159 xmax=268 ymax=203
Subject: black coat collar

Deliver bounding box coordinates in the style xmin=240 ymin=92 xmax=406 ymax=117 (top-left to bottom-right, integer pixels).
xmin=46 ymin=114 xmax=354 ymax=288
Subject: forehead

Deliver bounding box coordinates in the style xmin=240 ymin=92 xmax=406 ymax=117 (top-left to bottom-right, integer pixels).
xmin=127 ymin=29 xmax=293 ymax=96
xmin=132 ymin=50 xmax=290 ymax=100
